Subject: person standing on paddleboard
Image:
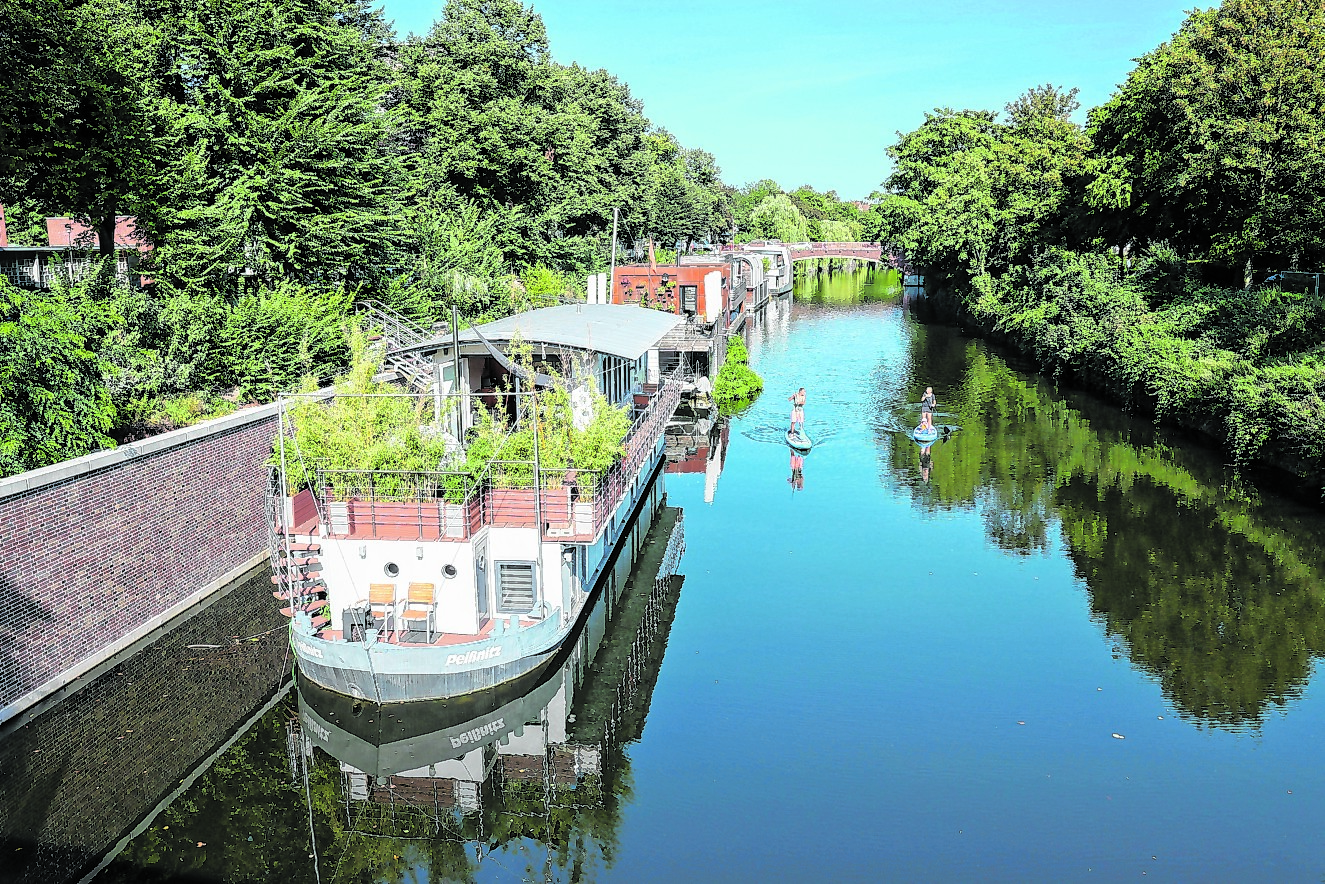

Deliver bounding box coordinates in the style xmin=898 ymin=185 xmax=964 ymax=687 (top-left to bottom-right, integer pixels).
xmin=789 ymin=387 xmax=806 ymax=434
xmin=920 ymin=387 xmax=936 ymax=432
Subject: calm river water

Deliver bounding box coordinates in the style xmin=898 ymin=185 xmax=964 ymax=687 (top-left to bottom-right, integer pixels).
xmin=6 ymin=268 xmax=1325 ymax=883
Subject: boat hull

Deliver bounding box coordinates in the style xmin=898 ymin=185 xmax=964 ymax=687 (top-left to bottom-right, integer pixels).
xmin=291 ymin=457 xmax=667 ymax=705
xmin=290 ymin=615 xmax=566 ymax=704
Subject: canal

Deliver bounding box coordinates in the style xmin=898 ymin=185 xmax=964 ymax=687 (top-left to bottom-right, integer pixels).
xmin=5 ymin=268 xmax=1325 ymax=882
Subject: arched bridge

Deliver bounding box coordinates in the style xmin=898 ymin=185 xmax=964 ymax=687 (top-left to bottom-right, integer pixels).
xmin=787 ymin=241 xmax=883 ymax=263
xmin=724 ymin=241 xmax=885 ymax=265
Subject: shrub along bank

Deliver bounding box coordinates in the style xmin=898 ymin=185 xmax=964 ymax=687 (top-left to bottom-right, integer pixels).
xmin=713 ymin=336 xmax=764 ymax=415
xmin=922 ymin=250 xmax=1325 ymax=486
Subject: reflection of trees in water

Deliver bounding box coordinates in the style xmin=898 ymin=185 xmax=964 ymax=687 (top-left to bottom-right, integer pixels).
xmin=793 ymin=268 xmax=901 ymax=306
xmin=1059 ymin=477 xmax=1325 ymax=728
xmin=887 ymin=322 xmax=1325 ymax=729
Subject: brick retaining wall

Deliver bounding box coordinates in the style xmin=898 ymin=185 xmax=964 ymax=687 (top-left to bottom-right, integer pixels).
xmin=0 ymin=565 xmax=290 ymax=884
xmin=0 ymin=403 xmax=283 ymax=724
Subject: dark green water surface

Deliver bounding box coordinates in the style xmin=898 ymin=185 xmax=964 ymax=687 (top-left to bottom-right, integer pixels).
xmin=5 ymin=268 xmax=1325 ymax=882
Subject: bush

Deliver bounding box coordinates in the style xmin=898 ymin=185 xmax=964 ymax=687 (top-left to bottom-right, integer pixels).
xmin=0 ymin=278 xmax=118 ymax=476
xmin=221 ymin=283 xmax=354 ymax=402
xmin=281 ymin=327 xmax=635 ymax=501
xmin=280 ymin=327 xmax=455 ymax=496
xmin=955 ymin=247 xmax=1325 ymax=470
xmin=118 ymin=392 xmax=238 ymax=441
xmin=713 ymin=335 xmax=764 ymax=413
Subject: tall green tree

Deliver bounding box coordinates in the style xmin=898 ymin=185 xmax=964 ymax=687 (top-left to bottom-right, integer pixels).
xmin=744 ymin=193 xmax=809 ymax=243
xmin=1088 ymin=0 xmax=1325 ymax=285
xmin=877 ymin=90 xmax=1086 ymax=282
xmin=0 ymin=0 xmax=165 ymax=260
xmin=153 ymin=0 xmax=402 ymax=292
xmin=397 ymin=0 xmax=656 ymax=269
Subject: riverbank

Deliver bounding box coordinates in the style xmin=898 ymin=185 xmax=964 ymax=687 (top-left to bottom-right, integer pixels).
xmin=915 ymin=252 xmax=1325 ymax=495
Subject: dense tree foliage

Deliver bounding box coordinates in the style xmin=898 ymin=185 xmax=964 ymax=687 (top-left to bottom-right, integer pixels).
xmin=876 ymin=0 xmax=1325 ymax=483
xmin=732 ymin=181 xmax=869 ymax=243
xmin=1088 ymin=0 xmax=1325 ymax=285
xmin=0 ymin=276 xmax=119 ymax=473
xmin=0 ymin=0 xmax=750 ymax=476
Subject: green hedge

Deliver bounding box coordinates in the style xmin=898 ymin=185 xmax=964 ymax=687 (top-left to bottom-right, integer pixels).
xmin=713 ymin=335 xmax=764 ymax=414
xmin=957 ymin=249 xmax=1325 ymax=476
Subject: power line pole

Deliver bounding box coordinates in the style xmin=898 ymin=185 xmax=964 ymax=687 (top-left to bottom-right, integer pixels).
xmin=608 ymin=206 xmax=620 ymax=302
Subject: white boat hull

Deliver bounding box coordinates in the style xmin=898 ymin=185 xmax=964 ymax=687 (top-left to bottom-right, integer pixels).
xmin=291 ymin=458 xmax=667 ymax=704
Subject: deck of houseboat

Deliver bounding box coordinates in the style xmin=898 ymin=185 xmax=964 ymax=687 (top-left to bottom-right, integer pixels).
xmin=315 ymin=615 xmax=538 ymax=646
xmin=279 ymin=378 xmax=681 ymax=546
xmin=269 ymin=375 xmax=683 ymax=642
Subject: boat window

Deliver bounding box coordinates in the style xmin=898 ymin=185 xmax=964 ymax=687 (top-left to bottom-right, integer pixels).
xmin=496 ymin=561 xmax=536 ymax=613
xmin=384 ymin=562 xmax=400 ymax=578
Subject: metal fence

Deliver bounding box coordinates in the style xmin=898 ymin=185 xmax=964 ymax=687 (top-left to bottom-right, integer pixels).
xmin=289 ymin=371 xmax=685 ymax=542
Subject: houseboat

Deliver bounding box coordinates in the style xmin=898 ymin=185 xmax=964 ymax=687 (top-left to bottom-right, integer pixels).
xmin=268 ymin=304 xmax=685 ymax=705
xmin=611 ymin=252 xmax=757 ymax=383
xmin=730 ymin=241 xmax=794 ymax=297
xmin=295 ymin=501 xmax=685 ymax=793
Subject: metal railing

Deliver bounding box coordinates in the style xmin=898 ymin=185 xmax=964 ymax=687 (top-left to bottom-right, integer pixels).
xmin=356 ymin=300 xmax=443 ymax=393
xmin=356 ymin=300 xmax=435 ymax=351
xmin=296 ymin=372 xmax=685 ymax=542
xmin=315 ymin=467 xmax=481 ymax=540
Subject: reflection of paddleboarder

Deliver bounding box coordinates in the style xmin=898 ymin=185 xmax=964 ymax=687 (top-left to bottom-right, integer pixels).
xmin=789 ymin=451 xmax=804 ymax=491
xmin=919 ymin=444 xmax=933 ymax=485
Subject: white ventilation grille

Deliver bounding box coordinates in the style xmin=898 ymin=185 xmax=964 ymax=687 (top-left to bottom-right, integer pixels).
xmin=497 ymin=562 xmax=535 ymax=612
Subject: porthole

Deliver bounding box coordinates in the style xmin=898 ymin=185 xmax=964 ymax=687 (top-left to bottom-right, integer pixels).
xmin=384 ymin=562 xmax=400 ymax=578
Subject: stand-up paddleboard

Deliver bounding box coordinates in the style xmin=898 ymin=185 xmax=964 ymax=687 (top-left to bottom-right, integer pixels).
xmin=912 ymin=425 xmax=938 ymax=443
xmin=786 ymin=428 xmax=813 ymax=451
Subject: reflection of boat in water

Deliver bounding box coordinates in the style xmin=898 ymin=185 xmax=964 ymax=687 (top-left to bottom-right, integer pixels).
xmin=666 ymin=403 xmax=731 ymax=504
xmin=785 ymin=428 xmax=813 ymax=451
xmin=294 ymin=503 xmax=687 ymax=841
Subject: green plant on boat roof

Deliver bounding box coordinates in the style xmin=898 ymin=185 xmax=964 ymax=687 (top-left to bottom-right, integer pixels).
xmin=277 ymin=326 xmax=459 ymax=499
xmin=713 ymin=334 xmax=764 ymax=415
xmin=277 ymin=327 xmax=634 ymax=503
xmin=464 ymin=331 xmax=632 ymax=498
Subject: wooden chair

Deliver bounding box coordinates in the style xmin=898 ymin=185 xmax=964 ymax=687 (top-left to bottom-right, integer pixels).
xmin=367 ymin=582 xmax=396 ymax=633
xmin=399 ymin=582 xmax=436 ymax=643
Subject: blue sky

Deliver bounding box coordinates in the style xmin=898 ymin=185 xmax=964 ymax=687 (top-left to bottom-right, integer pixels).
xmin=378 ymin=0 xmax=1200 ymax=199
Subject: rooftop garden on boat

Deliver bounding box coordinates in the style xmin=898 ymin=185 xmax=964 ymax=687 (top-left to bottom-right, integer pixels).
xmin=272 ymin=303 xmax=686 ymax=546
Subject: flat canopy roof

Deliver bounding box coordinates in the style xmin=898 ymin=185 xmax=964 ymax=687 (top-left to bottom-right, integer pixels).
xmin=417 ymin=304 xmax=683 ymax=362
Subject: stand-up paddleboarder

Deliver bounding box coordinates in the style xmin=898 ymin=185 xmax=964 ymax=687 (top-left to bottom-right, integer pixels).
xmin=920 ymin=387 xmax=936 ymax=432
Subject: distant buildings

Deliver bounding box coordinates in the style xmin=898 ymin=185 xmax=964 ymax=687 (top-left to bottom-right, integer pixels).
xmin=0 ymin=205 xmax=151 ymax=289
